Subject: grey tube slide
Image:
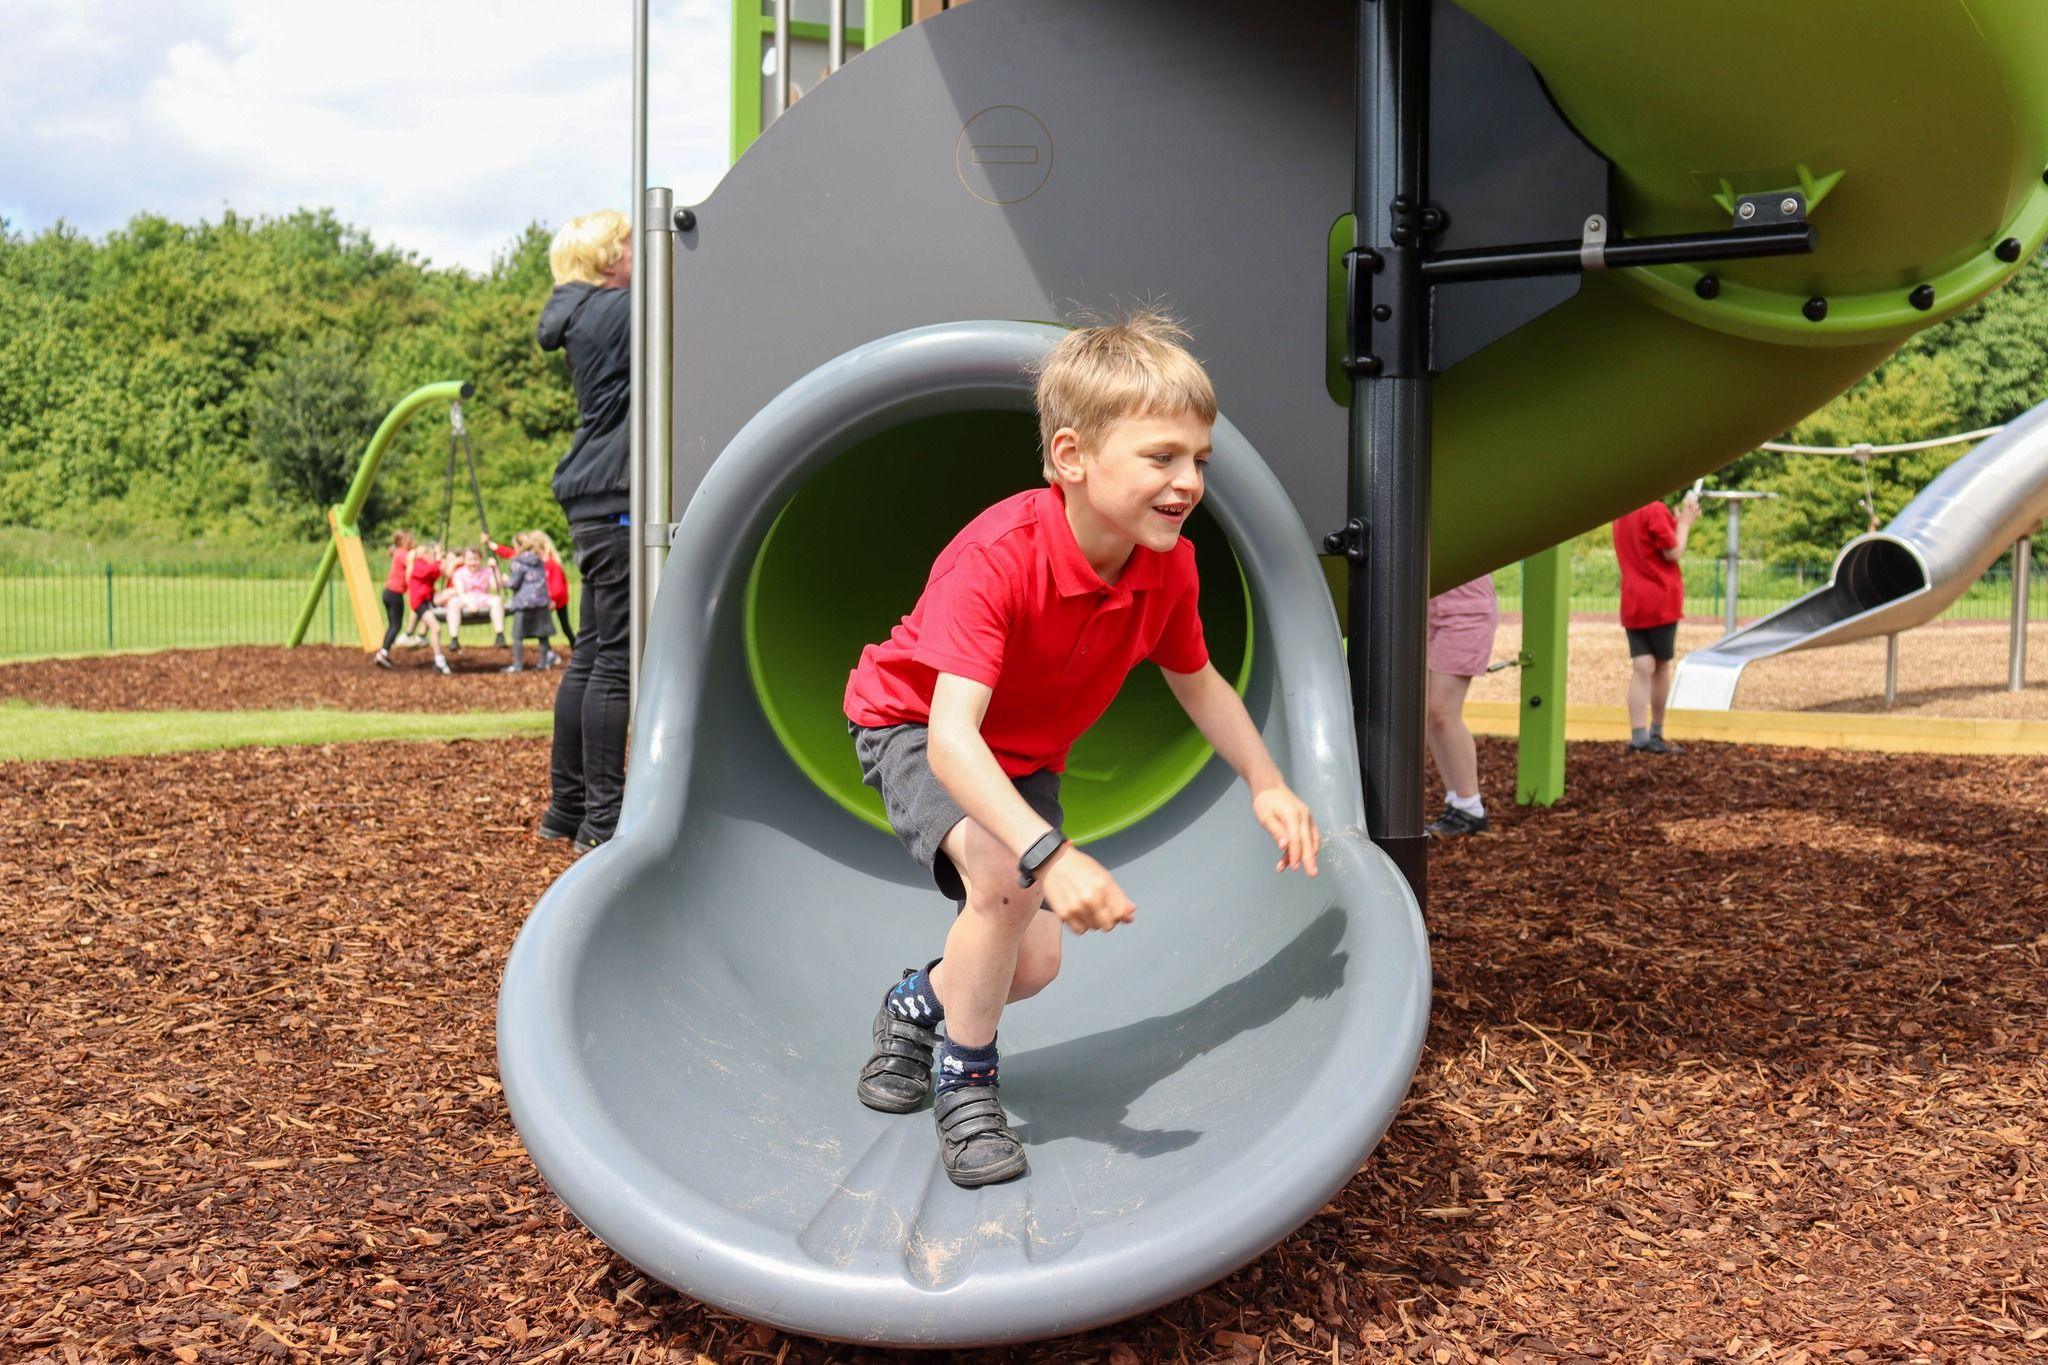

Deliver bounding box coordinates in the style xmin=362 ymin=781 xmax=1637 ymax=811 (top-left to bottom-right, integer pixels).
xmin=496 ymin=322 xmax=1430 ymax=1346
xmin=1671 ymin=398 xmax=2048 ymax=710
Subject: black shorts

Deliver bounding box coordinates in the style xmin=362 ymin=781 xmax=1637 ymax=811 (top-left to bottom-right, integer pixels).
xmin=1625 ymin=622 xmax=1678 ymax=661
xmin=850 ymin=722 xmax=1062 ymax=905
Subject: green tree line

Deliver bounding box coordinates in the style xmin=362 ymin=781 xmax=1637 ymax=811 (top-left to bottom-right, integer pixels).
xmin=1 ymin=211 xmax=2044 ymax=574
xmin=0 ymin=209 xmax=578 ymax=570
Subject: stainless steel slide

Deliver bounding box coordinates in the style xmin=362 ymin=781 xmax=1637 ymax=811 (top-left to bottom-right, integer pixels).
xmin=495 ymin=323 xmax=1431 ymax=1346
xmin=1670 ymin=400 xmax=2048 ymax=710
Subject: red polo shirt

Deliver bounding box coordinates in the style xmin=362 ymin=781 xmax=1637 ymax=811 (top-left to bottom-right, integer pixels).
xmin=1613 ymin=501 xmax=1684 ymax=628
xmin=844 ymin=484 xmax=1209 ymax=776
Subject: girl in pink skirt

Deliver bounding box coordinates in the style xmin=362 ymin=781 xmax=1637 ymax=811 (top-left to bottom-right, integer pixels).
xmin=1424 ymin=574 xmax=1499 ymax=836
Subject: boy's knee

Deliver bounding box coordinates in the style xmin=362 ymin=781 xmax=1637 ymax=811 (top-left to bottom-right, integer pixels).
xmin=1011 ymin=932 xmax=1062 ymax=997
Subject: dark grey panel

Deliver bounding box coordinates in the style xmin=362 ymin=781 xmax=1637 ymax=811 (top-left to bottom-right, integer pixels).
xmin=1426 ymin=2 xmax=1608 ymax=370
xmin=673 ymin=0 xmax=1355 ymax=532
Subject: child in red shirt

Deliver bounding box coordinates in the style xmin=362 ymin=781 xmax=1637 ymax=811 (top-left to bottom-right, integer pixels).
xmin=371 ymin=529 xmax=415 ymax=670
xmin=404 ymin=541 xmax=454 ymax=675
xmin=842 ymin=313 xmax=1321 ymax=1188
xmin=1612 ymin=492 xmax=1701 ymax=752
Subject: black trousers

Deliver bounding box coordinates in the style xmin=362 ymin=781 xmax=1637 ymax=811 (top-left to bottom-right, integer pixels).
xmin=548 ymin=519 xmax=631 ymax=842
xmin=380 ymin=588 xmax=407 ymax=652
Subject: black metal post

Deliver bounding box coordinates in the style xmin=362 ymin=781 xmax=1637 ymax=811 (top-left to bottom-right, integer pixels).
xmin=1351 ymin=0 xmax=1432 ymax=907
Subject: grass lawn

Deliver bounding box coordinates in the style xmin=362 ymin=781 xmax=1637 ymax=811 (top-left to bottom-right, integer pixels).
xmin=0 ymin=701 xmax=552 ymax=762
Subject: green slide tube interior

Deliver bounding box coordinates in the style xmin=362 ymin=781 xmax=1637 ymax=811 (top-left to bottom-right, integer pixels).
xmin=743 ymin=409 xmax=1252 ymax=845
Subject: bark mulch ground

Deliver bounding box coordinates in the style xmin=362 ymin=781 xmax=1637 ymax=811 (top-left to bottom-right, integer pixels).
xmin=3 ymin=737 xmax=2044 ymax=1361
xmin=0 ymin=646 xmax=561 ymax=715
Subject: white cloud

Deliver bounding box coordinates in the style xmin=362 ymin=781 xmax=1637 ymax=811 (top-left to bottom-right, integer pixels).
xmin=1 ymin=0 xmax=731 ymax=272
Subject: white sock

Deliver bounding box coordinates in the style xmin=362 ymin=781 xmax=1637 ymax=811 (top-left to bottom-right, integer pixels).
xmin=1447 ymin=791 xmax=1484 ymax=818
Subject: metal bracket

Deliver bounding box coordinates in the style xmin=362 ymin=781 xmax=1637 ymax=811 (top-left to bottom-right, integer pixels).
xmin=448 ymin=400 xmax=467 ymax=436
xmin=1341 ymin=247 xmax=1385 ymax=378
xmin=1322 ymin=517 xmax=1369 ymax=564
xmin=1733 ymin=191 xmax=1806 ymax=230
xmin=642 ymin=521 xmax=677 ymax=548
xmin=1578 ymin=214 xmax=1609 ymax=272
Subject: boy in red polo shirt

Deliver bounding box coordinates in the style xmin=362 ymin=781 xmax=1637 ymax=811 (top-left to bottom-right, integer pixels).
xmin=843 ymin=313 xmax=1321 ymax=1188
xmin=1612 ymin=491 xmax=1701 ymax=753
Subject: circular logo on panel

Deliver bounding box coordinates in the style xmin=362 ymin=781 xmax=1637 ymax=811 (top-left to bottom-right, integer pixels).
xmin=955 ymin=106 xmax=1054 ymax=205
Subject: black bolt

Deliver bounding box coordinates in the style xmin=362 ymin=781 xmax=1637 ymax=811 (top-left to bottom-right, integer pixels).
xmin=1529 ymin=696 xmax=1543 ymax=709
xmin=1803 ymin=296 xmax=1829 ymax=323
xmin=1358 ymin=247 xmax=1384 ymax=273
xmin=674 ymin=207 xmax=697 ymax=232
xmin=1372 ymin=304 xmax=1392 ymax=322
xmin=1694 ymin=274 xmax=1721 ymax=301
xmin=1355 ymin=355 xmax=1384 ymax=377
xmin=1419 ymin=206 xmax=1446 ymax=231
xmin=1390 ymin=224 xmax=1414 ymax=245
xmin=1996 ymin=237 xmax=2024 ymax=263
xmin=1322 ymin=531 xmax=1344 ymax=554
xmin=1909 ymin=284 xmax=1936 ymax=311
xmin=1392 ymin=195 xmax=1415 ymax=214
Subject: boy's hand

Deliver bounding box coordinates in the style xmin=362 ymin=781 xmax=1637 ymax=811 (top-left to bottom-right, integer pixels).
xmin=1038 ymin=845 xmax=1137 ymax=934
xmin=1678 ymin=493 xmax=1703 ymax=526
xmin=1252 ymin=785 xmax=1320 ymax=877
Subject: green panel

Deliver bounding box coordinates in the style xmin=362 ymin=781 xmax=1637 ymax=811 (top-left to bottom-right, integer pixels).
xmin=742 ymin=410 xmax=1253 ymax=844
xmin=1514 ymin=543 xmax=1569 ymax=807
xmin=729 ymin=1 xmax=761 ymax=161
xmin=863 ymin=0 xmax=908 ymax=45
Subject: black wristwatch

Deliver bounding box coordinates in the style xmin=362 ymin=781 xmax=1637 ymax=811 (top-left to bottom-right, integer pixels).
xmin=1017 ymin=828 xmax=1067 ymax=888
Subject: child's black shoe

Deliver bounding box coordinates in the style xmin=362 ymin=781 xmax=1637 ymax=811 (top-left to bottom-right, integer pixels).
xmin=1426 ymin=804 xmax=1488 ymax=837
xmin=857 ymin=993 xmax=939 ymax=1114
xmin=933 ymin=1086 xmax=1027 ymax=1187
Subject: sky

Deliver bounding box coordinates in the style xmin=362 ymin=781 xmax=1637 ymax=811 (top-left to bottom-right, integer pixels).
xmin=0 ymin=0 xmax=732 ymax=273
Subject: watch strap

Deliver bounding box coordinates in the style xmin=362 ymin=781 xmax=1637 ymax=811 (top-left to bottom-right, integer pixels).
xmin=1017 ymin=828 xmax=1067 ymax=887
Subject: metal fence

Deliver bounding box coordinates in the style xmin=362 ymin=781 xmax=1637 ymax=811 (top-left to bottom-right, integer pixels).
xmin=1493 ymin=553 xmax=2047 ymax=625
xmin=0 ymin=564 xmax=583 ymax=660
xmin=0 ymin=554 xmax=2037 ymax=661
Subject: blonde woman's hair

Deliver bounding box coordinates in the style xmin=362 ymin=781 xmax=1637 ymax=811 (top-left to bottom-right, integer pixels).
xmin=549 ymin=210 xmax=631 ymax=286
xmin=1033 ymin=309 xmax=1218 ymax=480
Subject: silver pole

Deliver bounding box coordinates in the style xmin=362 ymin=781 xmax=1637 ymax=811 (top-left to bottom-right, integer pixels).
xmin=628 ymin=0 xmax=650 ymax=712
xmin=1884 ymin=633 xmax=1899 ymax=707
xmin=829 ymin=0 xmax=846 ymax=72
xmin=1723 ymin=498 xmax=1741 ymax=635
xmin=642 ymin=188 xmax=676 ymax=635
xmin=774 ymin=0 xmax=791 ymax=114
xmin=2011 ymin=535 xmax=2032 ymax=692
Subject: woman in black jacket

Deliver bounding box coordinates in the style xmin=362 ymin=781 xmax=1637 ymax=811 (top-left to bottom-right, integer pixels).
xmin=535 ymin=210 xmax=634 ymax=851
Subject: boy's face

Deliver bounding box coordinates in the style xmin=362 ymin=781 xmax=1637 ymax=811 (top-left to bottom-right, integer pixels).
xmin=1057 ymin=409 xmax=1212 ymax=554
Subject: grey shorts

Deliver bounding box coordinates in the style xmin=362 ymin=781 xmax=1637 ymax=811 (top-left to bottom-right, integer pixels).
xmin=850 ymin=722 xmax=1063 ymax=904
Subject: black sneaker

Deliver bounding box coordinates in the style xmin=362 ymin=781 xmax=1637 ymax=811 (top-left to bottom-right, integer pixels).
xmin=1426 ymin=804 xmax=1488 ymax=837
xmin=857 ymin=976 xmax=940 ymax=1114
xmin=571 ymin=833 xmax=609 ymax=855
xmin=1628 ymin=735 xmax=1684 ymax=755
xmin=934 ymin=1085 xmax=1028 ymax=1187
xmin=536 ymin=813 xmax=579 ymax=842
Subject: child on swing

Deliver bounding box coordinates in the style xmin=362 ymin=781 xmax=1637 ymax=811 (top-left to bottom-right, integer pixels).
xmin=842 ymin=312 xmax=1321 ymax=1188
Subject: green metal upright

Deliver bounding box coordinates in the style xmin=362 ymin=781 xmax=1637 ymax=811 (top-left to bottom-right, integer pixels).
xmin=731 ymin=2 xmax=905 ymax=162
xmin=287 ymin=379 xmax=472 ymax=647
xmin=1515 ymin=542 xmax=1570 ymax=806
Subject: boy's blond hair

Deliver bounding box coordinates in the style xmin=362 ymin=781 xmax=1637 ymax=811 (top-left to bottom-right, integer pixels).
xmin=1033 ymin=310 xmax=1218 ymax=480
xmin=549 ymin=210 xmax=630 ymax=286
